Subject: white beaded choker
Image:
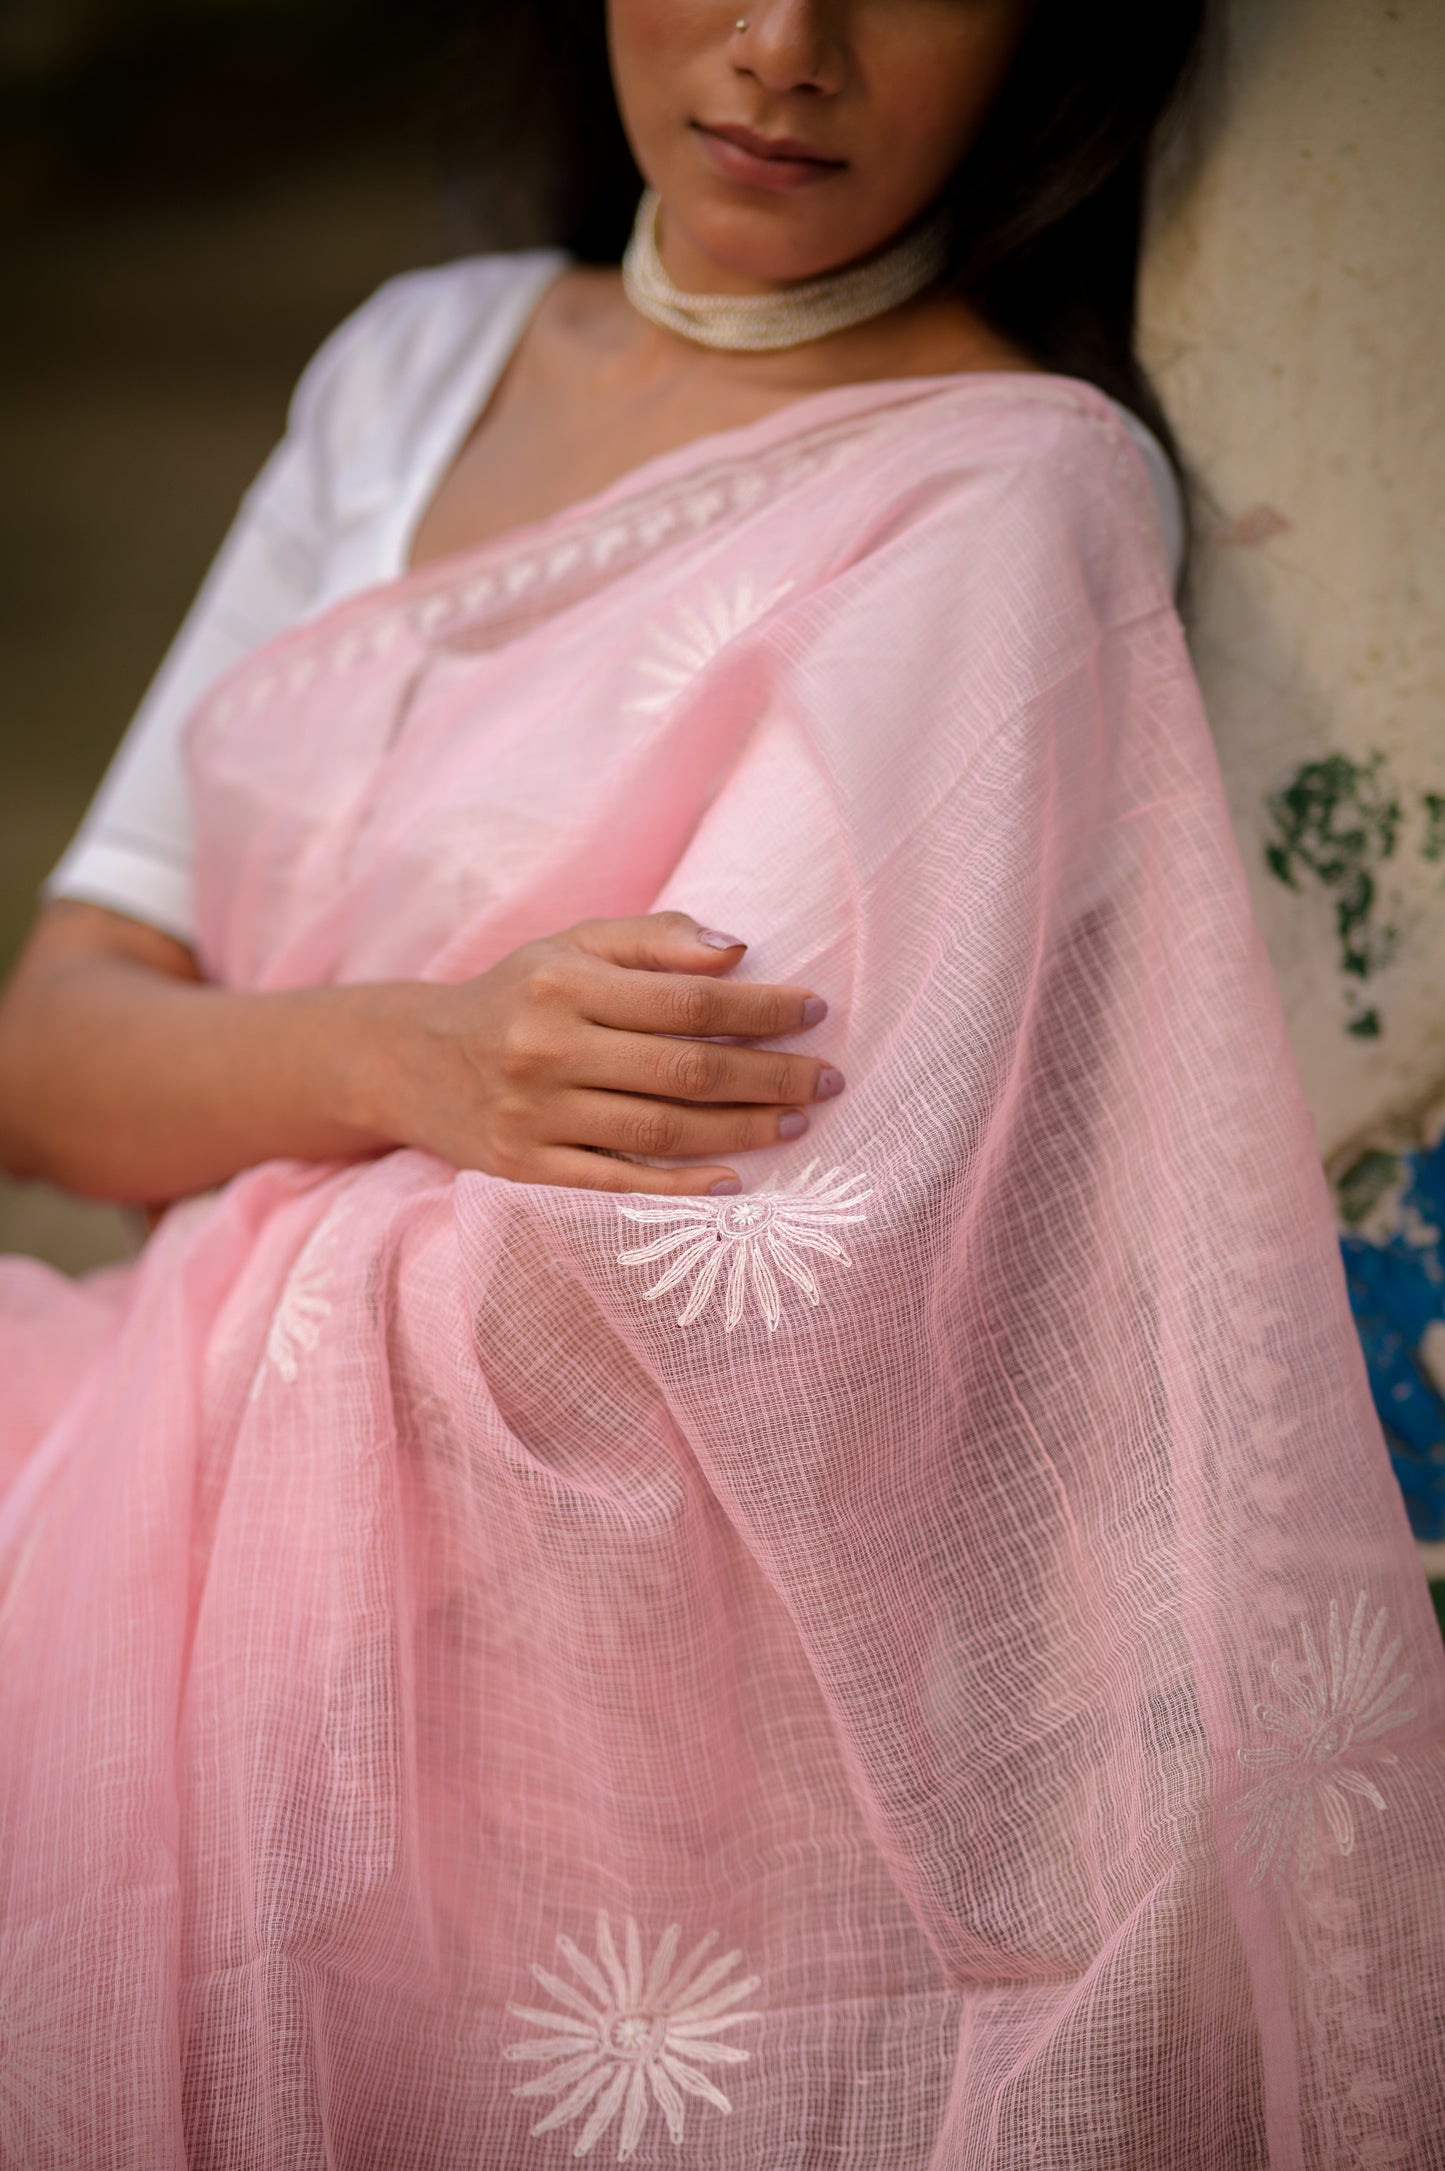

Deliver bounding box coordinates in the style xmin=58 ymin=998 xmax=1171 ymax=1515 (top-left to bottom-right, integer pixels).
xmin=621 ymin=187 xmax=952 ymax=353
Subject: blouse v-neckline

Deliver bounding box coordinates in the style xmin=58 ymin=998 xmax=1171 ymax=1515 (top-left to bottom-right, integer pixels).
xmin=394 ymin=254 xmax=1179 ymax=607
xmin=396 ymin=253 xmax=1182 ymax=595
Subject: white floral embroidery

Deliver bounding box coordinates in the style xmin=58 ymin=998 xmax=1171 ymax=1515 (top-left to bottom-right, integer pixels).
xmin=617 ymin=1159 xmax=870 ymax=1332
xmin=457 ymin=573 xmax=497 ymax=613
xmin=624 ymin=575 xmax=793 ymax=714
xmin=1228 ymin=1591 xmax=1415 ymax=1885
xmin=638 ymin=508 xmax=678 ymax=549
xmin=415 ymin=594 xmax=454 ymax=634
xmin=504 ymin=1913 xmax=761 ymax=2161
xmin=220 ymin=424 xmax=881 ymax=710
xmin=545 ymin=543 xmax=584 ymax=583
xmin=260 ymin=1222 xmax=337 ymax=1387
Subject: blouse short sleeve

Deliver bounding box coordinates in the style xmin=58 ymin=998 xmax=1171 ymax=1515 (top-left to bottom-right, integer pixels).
xmin=41 ymin=252 xmax=568 ymax=945
xmin=42 ymin=306 xmax=355 ymax=942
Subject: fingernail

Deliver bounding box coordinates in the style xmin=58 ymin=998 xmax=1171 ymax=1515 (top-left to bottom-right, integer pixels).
xmin=814 ymin=1067 xmax=845 ymax=1101
xmin=800 ymin=995 xmax=828 ymax=1027
xmin=698 ymin=928 xmax=746 ymax=950
xmin=708 ymin=1177 xmax=742 ymax=1195
xmin=778 ymin=1110 xmax=809 ymax=1140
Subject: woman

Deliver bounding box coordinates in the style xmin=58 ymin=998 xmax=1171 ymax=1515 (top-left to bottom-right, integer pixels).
xmin=0 ymin=3 xmax=1441 ymax=2165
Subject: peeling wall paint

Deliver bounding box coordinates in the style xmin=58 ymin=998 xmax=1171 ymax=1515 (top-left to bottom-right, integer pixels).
xmin=1330 ymin=1103 xmax=1445 ymax=1538
xmin=1261 ymin=750 xmax=1402 ymax=1038
xmin=1140 ymin=0 xmax=1445 ymax=1159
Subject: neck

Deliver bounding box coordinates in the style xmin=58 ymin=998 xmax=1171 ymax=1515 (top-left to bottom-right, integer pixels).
xmin=599 ymin=266 xmax=1034 ymax=392
xmin=622 ymin=190 xmax=955 ymax=357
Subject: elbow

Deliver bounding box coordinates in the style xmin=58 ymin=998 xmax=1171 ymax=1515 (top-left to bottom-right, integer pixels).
xmin=0 ymin=961 xmax=112 ymax=1198
xmin=0 ymin=1003 xmax=138 ymax=1199
xmin=0 ymin=902 xmax=202 ymax=1201
xmin=0 ymin=1015 xmax=72 ymax=1191
xmin=0 ymin=997 xmax=42 ymax=1183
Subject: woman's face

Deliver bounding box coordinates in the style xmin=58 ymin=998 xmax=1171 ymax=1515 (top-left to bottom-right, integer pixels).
xmin=607 ymin=0 xmax=1035 ymax=292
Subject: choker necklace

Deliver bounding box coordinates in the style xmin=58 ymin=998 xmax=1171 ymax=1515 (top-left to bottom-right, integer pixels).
xmin=621 ymin=187 xmax=951 ymax=353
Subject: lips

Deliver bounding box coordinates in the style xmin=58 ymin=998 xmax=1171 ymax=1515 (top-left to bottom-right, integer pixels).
xmin=697 ymin=122 xmax=844 ymax=169
xmin=691 ymin=120 xmax=847 ymax=192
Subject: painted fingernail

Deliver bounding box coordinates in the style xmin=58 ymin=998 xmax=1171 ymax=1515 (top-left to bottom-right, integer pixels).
xmin=708 ymin=1177 xmax=742 ymax=1195
xmin=800 ymin=995 xmax=828 ymax=1027
xmin=778 ymin=1110 xmax=809 ymax=1140
xmin=814 ymin=1068 xmax=845 ymax=1101
xmin=698 ymin=928 xmax=746 ymax=950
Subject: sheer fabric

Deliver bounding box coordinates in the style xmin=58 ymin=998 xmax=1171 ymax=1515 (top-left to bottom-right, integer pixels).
xmin=1 ymin=373 xmax=1442 ymax=2168
xmin=41 ymin=250 xmax=1182 ymax=949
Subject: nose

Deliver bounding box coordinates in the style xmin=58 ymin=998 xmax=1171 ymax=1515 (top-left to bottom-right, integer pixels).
xmin=732 ymin=0 xmax=847 ymax=97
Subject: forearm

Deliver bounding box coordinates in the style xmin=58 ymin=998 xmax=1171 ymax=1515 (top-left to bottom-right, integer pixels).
xmin=0 ymin=902 xmax=839 ymax=1209
xmin=0 ymin=941 xmax=414 ymax=1203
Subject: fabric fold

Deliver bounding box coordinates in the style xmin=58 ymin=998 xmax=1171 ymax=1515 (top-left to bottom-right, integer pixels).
xmin=2 ymin=373 xmax=1441 ymax=2168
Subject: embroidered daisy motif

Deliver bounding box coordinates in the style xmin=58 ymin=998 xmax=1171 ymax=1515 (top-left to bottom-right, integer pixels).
xmin=1228 ymin=1591 xmax=1416 ymax=1885
xmin=617 ymin=1159 xmax=871 ymax=1332
xmin=624 ymin=575 xmax=793 ymax=714
xmin=259 ymin=1222 xmax=337 ymax=1387
xmin=504 ymin=1913 xmax=761 ymax=2161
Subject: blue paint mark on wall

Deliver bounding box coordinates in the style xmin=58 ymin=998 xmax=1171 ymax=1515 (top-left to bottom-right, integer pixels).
xmin=1335 ymin=1132 xmax=1445 ymax=1540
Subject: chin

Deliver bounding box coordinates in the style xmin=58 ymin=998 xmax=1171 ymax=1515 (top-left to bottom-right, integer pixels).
xmin=676 ymin=186 xmax=887 ymax=290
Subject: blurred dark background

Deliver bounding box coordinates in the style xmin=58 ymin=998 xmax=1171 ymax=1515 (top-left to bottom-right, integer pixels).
xmin=0 ymin=0 xmax=451 ymax=1264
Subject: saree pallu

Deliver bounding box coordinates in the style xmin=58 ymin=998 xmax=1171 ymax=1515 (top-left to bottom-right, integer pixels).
xmin=1 ymin=374 xmax=1442 ymax=2169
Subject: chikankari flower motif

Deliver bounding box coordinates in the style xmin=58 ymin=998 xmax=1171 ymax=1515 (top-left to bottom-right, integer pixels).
xmin=1228 ymin=1591 xmax=1416 ymax=1885
xmin=623 ymin=575 xmax=794 ymax=713
xmin=504 ymin=1913 xmax=761 ymax=2161
xmin=617 ymin=1159 xmax=871 ymax=1332
xmin=257 ymin=1221 xmax=338 ymax=1388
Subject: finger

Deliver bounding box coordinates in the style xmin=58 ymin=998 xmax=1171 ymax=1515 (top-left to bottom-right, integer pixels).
xmin=569 ymin=1020 xmax=843 ymax=1108
xmin=575 ymin=960 xmax=828 ymax=1042
xmin=555 ymin=1088 xmax=812 ymax=1162
xmin=564 ymin=910 xmax=750 ymax=975
xmin=529 ymin=1146 xmax=745 ymax=1197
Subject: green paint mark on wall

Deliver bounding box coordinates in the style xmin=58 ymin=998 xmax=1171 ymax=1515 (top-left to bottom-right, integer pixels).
xmin=1262 ymin=758 xmax=1445 ymax=1038
xmin=1263 ymin=751 xmax=1402 ymax=1033
xmin=1335 ymin=1148 xmax=1403 ymax=1225
xmin=1421 ymin=792 xmax=1445 ymax=864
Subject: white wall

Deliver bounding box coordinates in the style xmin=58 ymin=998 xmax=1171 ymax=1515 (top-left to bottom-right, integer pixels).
xmin=1140 ymin=0 xmax=1445 ymax=1161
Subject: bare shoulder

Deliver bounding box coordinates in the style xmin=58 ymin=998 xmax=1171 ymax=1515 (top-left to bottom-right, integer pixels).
xmin=888 ymin=290 xmax=1044 ymax=381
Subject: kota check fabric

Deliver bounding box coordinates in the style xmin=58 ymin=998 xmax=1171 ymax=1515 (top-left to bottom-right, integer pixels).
xmin=0 ymin=373 xmax=1442 ymax=2168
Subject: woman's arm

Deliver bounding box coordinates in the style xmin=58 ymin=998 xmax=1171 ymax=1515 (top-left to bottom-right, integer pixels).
xmin=0 ymin=902 xmax=840 ymax=1205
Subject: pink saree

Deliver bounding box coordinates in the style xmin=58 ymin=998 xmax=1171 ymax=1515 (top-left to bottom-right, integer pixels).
xmin=1 ymin=373 xmax=1442 ymax=2169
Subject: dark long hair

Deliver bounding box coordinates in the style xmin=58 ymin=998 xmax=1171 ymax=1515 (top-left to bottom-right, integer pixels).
xmin=430 ymin=1 xmax=1209 ymax=569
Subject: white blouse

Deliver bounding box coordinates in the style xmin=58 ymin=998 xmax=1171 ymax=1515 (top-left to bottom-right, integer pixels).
xmin=45 ymin=250 xmax=1186 ymax=946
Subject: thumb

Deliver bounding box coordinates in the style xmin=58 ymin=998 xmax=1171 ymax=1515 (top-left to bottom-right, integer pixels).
xmin=567 ymin=910 xmax=748 ymax=975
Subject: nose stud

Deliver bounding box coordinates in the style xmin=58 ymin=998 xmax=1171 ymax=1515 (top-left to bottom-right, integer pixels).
xmin=734 ymin=17 xmax=749 ymax=30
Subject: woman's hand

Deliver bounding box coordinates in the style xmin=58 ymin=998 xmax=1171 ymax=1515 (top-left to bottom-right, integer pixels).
xmin=0 ymin=902 xmax=840 ymax=1205
xmin=376 ymin=911 xmax=843 ymax=1197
